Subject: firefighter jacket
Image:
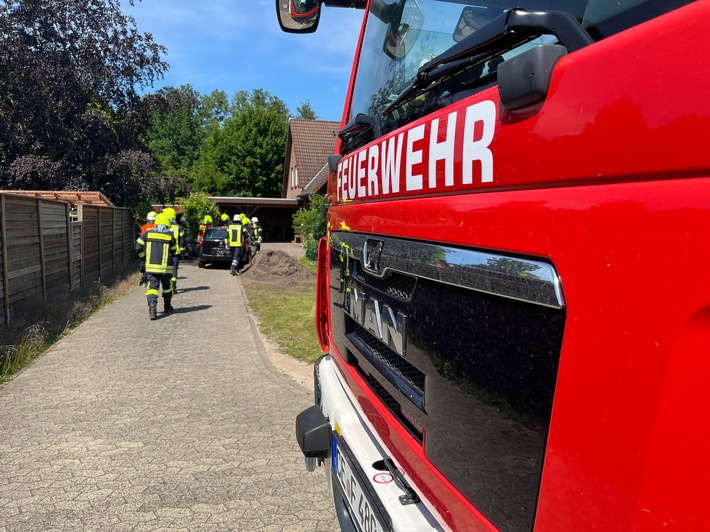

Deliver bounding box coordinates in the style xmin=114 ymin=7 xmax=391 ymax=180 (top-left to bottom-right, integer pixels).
xmin=227 ymin=223 xmax=243 ymax=248
xmin=137 ymin=229 xmax=176 ymax=275
xmin=251 ymin=222 xmax=262 ymax=243
xmin=140 ymin=222 xmax=155 ymax=234
xmin=242 ymin=220 xmax=254 ymax=243
xmin=170 ymin=223 xmax=186 ymax=254
xmin=198 ymin=221 xmax=212 ymax=242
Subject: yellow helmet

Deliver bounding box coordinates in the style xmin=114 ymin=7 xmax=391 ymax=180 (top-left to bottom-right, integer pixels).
xmin=203 ymin=215 xmax=213 ymax=223
xmin=221 ymin=213 xmax=229 ymax=222
xmin=163 ymin=207 xmax=176 ymax=221
xmin=155 ymin=213 xmax=170 ymax=227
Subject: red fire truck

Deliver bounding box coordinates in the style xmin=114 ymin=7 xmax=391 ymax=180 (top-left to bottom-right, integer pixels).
xmin=277 ymin=1 xmax=710 ymax=530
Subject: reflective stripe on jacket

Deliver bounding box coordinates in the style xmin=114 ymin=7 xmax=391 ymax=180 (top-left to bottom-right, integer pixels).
xmin=252 ymin=222 xmax=262 ymax=242
xmin=227 ymin=223 xmax=243 ymax=248
xmin=170 ymin=223 xmax=185 ymax=253
xmin=137 ymin=231 xmax=176 ymax=275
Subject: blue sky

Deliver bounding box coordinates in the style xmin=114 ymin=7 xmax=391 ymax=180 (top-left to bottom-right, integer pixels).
xmin=123 ymin=0 xmax=364 ymax=121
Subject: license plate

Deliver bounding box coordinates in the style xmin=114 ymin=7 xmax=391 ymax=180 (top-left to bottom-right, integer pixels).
xmin=332 ymin=434 xmax=389 ymax=532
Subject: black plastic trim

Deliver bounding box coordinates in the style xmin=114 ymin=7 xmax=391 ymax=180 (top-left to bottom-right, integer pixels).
xmin=295 ymin=405 xmax=331 ymax=458
xmin=498 ymin=44 xmax=568 ymax=110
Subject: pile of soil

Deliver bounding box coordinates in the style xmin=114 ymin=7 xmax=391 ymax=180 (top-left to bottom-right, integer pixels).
xmin=239 ymin=250 xmax=314 ymax=290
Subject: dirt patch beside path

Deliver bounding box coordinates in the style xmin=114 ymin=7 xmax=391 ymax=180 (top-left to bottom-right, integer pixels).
xmin=239 ymin=249 xmax=314 ymax=290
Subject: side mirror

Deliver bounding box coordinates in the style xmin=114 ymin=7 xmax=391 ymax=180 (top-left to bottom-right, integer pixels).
xmin=276 ymin=0 xmax=322 ymax=33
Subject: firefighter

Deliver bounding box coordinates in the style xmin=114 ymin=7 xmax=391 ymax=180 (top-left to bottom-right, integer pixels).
xmin=179 ymin=216 xmax=191 ymax=259
xmin=198 ymin=215 xmax=213 ymax=242
xmin=136 ymin=213 xmax=176 ymax=320
xmin=228 ymin=214 xmax=244 ymax=275
xmin=162 ymin=208 xmax=184 ymax=292
xmin=239 ymin=213 xmax=255 ymax=261
xmin=140 ymin=211 xmax=156 ymax=234
xmin=251 ymin=216 xmax=263 ymax=254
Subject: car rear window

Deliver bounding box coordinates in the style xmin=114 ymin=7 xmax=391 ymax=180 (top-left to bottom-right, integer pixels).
xmin=204 ymin=228 xmax=228 ymax=239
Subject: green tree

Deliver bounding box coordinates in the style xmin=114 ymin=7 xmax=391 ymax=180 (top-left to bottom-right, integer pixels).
xmin=144 ymin=85 xmax=205 ymax=178
xmin=178 ymin=192 xmax=219 ymax=238
xmin=202 ymin=89 xmax=289 ymax=197
xmin=293 ymin=194 xmax=328 ymax=260
xmin=296 ymin=101 xmax=318 ymax=120
xmin=0 ymin=0 xmax=168 ymax=206
xmin=200 ymin=89 xmax=230 ymax=138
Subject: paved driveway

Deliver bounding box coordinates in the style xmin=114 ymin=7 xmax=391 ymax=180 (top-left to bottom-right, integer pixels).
xmin=0 ymin=260 xmax=336 ymax=531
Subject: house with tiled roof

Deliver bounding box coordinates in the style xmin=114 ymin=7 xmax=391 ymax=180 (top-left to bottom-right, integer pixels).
xmin=282 ymin=119 xmax=339 ymax=200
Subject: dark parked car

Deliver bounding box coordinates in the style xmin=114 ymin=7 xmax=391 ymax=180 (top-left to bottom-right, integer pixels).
xmin=197 ymin=227 xmax=232 ymax=268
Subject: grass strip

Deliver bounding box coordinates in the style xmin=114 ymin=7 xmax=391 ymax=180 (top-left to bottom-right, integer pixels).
xmin=243 ymin=282 xmax=322 ymax=363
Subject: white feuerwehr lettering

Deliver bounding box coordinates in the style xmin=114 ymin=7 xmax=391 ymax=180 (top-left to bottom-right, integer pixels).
xmin=337 ymin=157 xmax=348 ymax=200
xmin=463 ymin=100 xmax=496 ymax=184
xmin=336 ymin=100 xmax=495 ymax=201
xmin=367 ymin=145 xmax=379 ymax=196
xmin=357 ymin=149 xmax=367 ymax=198
xmin=405 ymin=123 xmax=425 ymax=191
xmin=381 ymin=132 xmax=403 ymax=195
xmin=348 ymin=152 xmax=357 ymax=199
xmin=429 ymin=111 xmax=457 ymax=188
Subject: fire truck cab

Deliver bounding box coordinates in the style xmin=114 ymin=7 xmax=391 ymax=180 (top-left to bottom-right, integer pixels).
xmin=279 ymin=1 xmax=710 ymax=531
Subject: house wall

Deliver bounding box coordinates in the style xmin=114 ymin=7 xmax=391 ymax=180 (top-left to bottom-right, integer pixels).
xmin=284 ymin=142 xmax=302 ymax=199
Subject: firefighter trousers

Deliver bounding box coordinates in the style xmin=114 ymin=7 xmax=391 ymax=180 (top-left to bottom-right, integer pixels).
xmin=145 ymin=273 xmax=173 ymax=303
xmin=172 ymin=256 xmax=180 ymax=288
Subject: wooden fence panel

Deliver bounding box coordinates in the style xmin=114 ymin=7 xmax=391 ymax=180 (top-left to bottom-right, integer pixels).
xmin=100 ymin=208 xmax=114 ymax=278
xmin=82 ymin=206 xmax=100 ymax=284
xmin=5 ymin=197 xmax=42 ymax=310
xmin=0 ymin=193 xmax=135 ymax=324
xmin=71 ymin=223 xmax=83 ymax=289
xmin=41 ymin=201 xmax=70 ymax=294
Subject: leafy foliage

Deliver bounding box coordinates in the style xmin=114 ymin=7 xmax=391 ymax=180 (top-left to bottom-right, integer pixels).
xmin=296 ymin=101 xmax=318 ymax=120
xmin=0 ymin=0 xmax=168 ymax=206
xmin=144 ymin=85 xmax=205 ymax=178
xmin=178 ymin=192 xmax=219 ymax=238
xmin=144 ymin=87 xmax=291 ymax=199
xmin=203 ymin=89 xmax=289 ymax=197
xmin=293 ymin=194 xmax=328 ymax=260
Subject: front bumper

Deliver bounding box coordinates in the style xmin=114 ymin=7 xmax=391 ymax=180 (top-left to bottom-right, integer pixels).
xmin=295 ymin=355 xmax=443 ymax=531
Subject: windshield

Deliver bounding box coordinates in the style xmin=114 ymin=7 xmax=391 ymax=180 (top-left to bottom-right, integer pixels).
xmin=346 ymin=0 xmax=693 ymax=152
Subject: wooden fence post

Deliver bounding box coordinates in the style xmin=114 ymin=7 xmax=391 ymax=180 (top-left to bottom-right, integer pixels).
xmin=80 ymin=213 xmax=85 ymax=288
xmin=66 ymin=203 xmax=73 ymax=290
xmin=112 ymin=208 xmax=117 ymax=273
xmin=37 ymin=199 xmax=47 ymax=299
xmin=98 ymin=208 xmax=102 ymax=282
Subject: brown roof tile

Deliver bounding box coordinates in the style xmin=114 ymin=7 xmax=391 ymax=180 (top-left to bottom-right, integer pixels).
xmin=5 ymin=190 xmax=114 ymax=206
xmin=288 ymin=119 xmax=339 ymax=188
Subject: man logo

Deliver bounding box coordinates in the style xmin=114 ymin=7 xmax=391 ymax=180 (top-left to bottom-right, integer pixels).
xmin=344 ymin=286 xmax=407 ymax=357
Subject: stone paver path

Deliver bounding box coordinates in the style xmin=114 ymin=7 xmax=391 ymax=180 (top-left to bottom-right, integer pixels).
xmin=0 ymin=260 xmax=336 ymax=531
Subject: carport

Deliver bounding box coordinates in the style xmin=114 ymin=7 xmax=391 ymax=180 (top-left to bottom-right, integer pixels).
xmin=210 ymin=196 xmax=300 ymax=242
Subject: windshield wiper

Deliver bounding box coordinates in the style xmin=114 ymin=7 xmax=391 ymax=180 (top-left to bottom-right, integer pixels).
xmin=385 ymin=8 xmax=592 ymax=115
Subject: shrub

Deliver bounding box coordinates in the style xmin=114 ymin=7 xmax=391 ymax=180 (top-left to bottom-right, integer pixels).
xmin=293 ymin=194 xmax=327 ymax=259
xmin=178 ymin=192 xmax=219 ymax=238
